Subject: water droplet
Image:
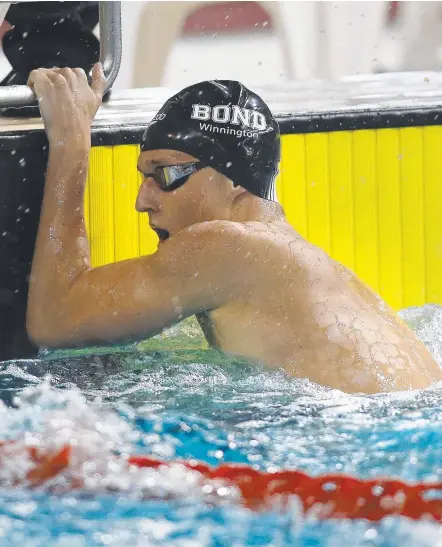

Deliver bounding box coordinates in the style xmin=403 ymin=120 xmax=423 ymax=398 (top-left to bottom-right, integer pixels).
xmin=365 ymin=529 xmax=377 ymax=540
xmin=226 ymin=161 xmax=232 ymax=168
xmin=372 ymin=485 xmax=384 ymax=496
xmin=19 ymin=158 xmax=26 ymax=167
xmin=10 ymin=149 xmax=16 ymax=156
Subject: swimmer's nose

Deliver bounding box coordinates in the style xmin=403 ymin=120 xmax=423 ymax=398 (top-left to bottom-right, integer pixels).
xmin=136 ymin=178 xmax=161 ymax=213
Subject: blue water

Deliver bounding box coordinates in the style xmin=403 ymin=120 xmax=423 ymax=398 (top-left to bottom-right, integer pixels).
xmin=0 ymin=305 xmax=441 ymax=546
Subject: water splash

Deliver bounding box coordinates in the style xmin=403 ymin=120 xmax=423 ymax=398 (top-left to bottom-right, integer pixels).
xmin=0 ymin=306 xmax=440 ymax=544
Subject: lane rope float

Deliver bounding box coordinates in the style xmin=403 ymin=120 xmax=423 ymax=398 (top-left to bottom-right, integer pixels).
xmin=0 ymin=441 xmax=440 ymax=521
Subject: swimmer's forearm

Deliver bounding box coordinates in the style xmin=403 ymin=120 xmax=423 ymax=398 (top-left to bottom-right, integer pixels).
xmin=27 ymin=135 xmax=92 ymax=343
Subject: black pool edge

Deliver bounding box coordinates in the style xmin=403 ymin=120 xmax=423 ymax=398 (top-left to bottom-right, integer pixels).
xmin=0 ymin=105 xmax=441 ymax=150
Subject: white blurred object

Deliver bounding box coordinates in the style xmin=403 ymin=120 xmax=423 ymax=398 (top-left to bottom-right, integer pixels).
xmin=163 ymin=33 xmax=286 ymax=88
xmin=270 ymin=1 xmax=386 ymax=80
xmin=323 ymin=2 xmax=386 ymax=77
xmin=133 ymin=1 xmax=201 ymax=88
xmin=112 ymin=1 xmax=147 ymax=90
xmin=378 ymin=2 xmax=442 ymax=72
xmin=108 ymin=1 xmax=442 ymax=89
xmin=0 ymin=3 xmax=9 ymax=26
xmin=265 ymin=1 xmax=319 ymax=80
xmin=125 ymin=1 xmax=389 ymax=87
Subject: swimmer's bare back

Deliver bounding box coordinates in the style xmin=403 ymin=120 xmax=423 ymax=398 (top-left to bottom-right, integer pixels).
xmin=190 ymin=219 xmax=442 ymax=394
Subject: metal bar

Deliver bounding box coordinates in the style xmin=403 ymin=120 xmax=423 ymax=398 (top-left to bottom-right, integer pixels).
xmin=99 ymin=1 xmax=122 ymax=93
xmin=0 ymin=1 xmax=122 ymax=108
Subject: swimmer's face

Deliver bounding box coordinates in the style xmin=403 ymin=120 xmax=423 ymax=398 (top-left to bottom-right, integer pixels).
xmin=136 ymin=149 xmax=240 ymax=242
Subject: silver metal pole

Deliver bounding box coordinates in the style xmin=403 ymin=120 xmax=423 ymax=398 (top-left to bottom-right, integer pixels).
xmin=0 ymin=1 xmax=122 ymax=108
xmin=99 ymin=1 xmax=122 ymax=93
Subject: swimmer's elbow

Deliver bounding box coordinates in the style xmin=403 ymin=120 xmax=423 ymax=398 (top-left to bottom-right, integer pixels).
xmin=26 ymin=308 xmax=49 ymax=348
xmin=26 ymin=308 xmax=89 ymax=350
xmin=26 ymin=291 xmax=69 ymax=348
xmin=26 ymin=324 xmax=60 ymax=349
xmin=26 ymin=318 xmax=78 ymax=349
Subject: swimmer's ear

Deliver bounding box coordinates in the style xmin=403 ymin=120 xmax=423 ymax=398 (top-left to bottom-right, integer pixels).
xmin=230 ymin=180 xmax=247 ymax=198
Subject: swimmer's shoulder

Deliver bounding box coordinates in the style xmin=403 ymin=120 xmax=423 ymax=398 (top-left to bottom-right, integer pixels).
xmin=157 ymin=220 xmax=261 ymax=271
xmin=171 ymin=220 xmax=251 ymax=248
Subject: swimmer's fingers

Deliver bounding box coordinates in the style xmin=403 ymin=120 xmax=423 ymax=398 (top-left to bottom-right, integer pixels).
xmin=36 ymin=68 xmax=81 ymax=92
xmin=28 ymin=68 xmax=84 ymax=92
xmin=27 ymin=69 xmax=54 ymax=97
xmin=50 ymin=68 xmax=77 ymax=89
xmin=28 ymin=66 xmax=104 ymax=132
xmin=28 ymin=66 xmax=105 ymax=96
xmin=28 ymin=68 xmax=71 ymax=90
xmin=47 ymin=67 xmax=88 ymax=91
xmin=72 ymin=67 xmax=88 ymax=87
xmin=90 ymin=63 xmax=107 ymax=101
xmin=34 ymin=65 xmax=106 ymax=103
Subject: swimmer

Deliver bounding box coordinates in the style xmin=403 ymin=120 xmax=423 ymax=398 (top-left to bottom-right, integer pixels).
xmin=25 ymin=64 xmax=442 ymax=394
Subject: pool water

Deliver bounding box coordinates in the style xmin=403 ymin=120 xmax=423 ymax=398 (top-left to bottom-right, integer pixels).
xmin=0 ymin=305 xmax=441 ymax=546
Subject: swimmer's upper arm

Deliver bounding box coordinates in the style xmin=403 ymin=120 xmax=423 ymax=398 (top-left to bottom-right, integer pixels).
xmin=28 ymin=222 xmax=250 ymax=348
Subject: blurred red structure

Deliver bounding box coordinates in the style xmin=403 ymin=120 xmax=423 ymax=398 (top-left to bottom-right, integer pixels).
xmin=388 ymin=1 xmax=400 ymax=24
xmin=1 ymin=440 xmax=441 ymax=522
xmin=182 ymin=1 xmax=400 ymax=35
xmin=183 ymin=1 xmax=272 ymax=34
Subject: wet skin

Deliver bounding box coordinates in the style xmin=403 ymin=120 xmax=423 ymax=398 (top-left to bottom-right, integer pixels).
xmin=25 ymin=67 xmax=442 ymax=394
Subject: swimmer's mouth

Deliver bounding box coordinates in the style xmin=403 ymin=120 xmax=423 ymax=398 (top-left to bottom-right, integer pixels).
xmin=151 ymin=226 xmax=170 ymax=242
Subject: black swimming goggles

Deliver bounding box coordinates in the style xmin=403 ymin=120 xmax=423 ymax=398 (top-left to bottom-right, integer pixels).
xmin=142 ymin=161 xmax=208 ymax=192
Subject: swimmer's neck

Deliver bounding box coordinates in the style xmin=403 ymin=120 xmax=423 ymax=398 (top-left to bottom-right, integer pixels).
xmin=228 ymin=192 xmax=285 ymax=225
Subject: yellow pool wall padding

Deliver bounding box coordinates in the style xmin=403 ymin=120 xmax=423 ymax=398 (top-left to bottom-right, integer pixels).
xmin=85 ymin=127 xmax=442 ymax=311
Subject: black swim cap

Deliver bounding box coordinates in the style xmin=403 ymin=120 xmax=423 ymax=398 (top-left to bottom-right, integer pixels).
xmin=141 ymin=80 xmax=280 ymax=201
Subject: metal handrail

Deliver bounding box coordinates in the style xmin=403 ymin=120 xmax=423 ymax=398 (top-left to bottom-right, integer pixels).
xmin=0 ymin=1 xmax=122 ymax=108
xmin=99 ymin=1 xmax=122 ymax=94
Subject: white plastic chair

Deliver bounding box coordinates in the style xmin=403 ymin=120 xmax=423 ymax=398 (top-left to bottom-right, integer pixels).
xmin=124 ymin=0 xmax=389 ymax=87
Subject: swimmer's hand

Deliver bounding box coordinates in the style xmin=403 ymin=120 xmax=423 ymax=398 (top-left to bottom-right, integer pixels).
xmin=27 ymin=63 xmax=107 ymax=145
